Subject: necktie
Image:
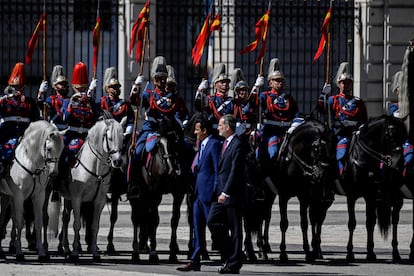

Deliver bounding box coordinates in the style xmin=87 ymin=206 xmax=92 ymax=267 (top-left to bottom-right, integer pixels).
xmin=221 ymin=139 xmax=228 ymax=157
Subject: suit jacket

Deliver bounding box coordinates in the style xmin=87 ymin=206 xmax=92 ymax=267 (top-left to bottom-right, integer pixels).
xmin=217 ymin=134 xmax=246 ymax=206
xmin=194 ymin=136 xmax=221 ymax=203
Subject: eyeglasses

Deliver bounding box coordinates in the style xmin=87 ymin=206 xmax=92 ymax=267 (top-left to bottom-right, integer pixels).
xmin=272 ymin=79 xmax=285 ymax=83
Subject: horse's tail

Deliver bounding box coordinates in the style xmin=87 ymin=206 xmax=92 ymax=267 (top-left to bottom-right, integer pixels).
xmin=376 ymin=195 xmax=391 ymax=239
xmin=47 ymin=191 xmax=61 ymax=238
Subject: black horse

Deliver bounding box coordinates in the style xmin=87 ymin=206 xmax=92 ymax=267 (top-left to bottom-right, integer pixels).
xmin=274 ymin=118 xmax=337 ymax=262
xmin=336 ymin=115 xmax=408 ymax=262
xmin=243 ymin=135 xmax=277 ymax=262
xmin=129 ymin=115 xmax=194 ymax=263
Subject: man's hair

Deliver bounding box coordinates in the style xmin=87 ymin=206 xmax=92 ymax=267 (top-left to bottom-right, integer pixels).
xmin=222 ymin=114 xmax=236 ymax=131
xmin=196 ymin=116 xmax=213 ymax=134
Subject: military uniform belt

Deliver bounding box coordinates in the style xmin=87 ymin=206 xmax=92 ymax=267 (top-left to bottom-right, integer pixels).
xmin=263 ymin=119 xmax=291 ymax=127
xmin=67 ymin=125 xmax=90 ymax=134
xmin=0 ymin=116 xmax=30 ymax=124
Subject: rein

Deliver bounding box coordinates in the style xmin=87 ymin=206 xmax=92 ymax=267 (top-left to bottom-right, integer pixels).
xmin=352 ymin=131 xmax=393 ymax=167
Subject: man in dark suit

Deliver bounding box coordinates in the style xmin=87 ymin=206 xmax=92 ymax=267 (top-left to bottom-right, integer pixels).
xmin=207 ymin=114 xmax=246 ymax=274
xmin=177 ymin=117 xmax=221 ymax=272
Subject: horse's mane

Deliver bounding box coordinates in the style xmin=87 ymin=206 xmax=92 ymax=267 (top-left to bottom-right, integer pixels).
xmin=19 ymin=120 xmax=56 ymax=152
xmin=86 ymin=119 xmax=122 ymax=151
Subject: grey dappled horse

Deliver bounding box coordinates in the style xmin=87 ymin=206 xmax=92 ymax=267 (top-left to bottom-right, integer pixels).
xmin=0 ymin=120 xmax=64 ymax=261
xmin=53 ymin=119 xmax=123 ymax=262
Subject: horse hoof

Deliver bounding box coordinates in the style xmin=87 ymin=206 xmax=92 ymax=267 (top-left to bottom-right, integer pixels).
xmin=263 ymin=243 xmax=272 ymax=253
xmin=38 ymin=255 xmax=50 ymax=263
xmin=392 ymin=253 xmax=401 ymax=263
xmin=279 ymin=252 xmax=288 ymax=263
xmin=93 ymin=255 xmax=101 ymax=262
xmin=57 ymin=244 xmax=64 ymax=255
xmin=201 ymin=252 xmax=210 ymax=261
xmin=168 ymin=254 xmax=178 ymax=263
xmin=409 ymin=252 xmax=414 ymax=263
xmin=69 ymin=255 xmax=80 ymax=263
xmin=107 ymin=244 xmax=116 ymax=254
xmin=149 ymin=252 xmax=159 ymax=264
xmin=305 ymin=253 xmax=315 ymax=263
xmin=16 ymin=254 xmax=25 ymax=262
xmin=132 ymin=252 xmax=140 ymax=262
xmin=366 ymin=252 xmax=377 ymax=262
xmin=0 ymin=251 xmax=5 ymax=259
xmin=346 ymin=253 xmax=355 ymax=263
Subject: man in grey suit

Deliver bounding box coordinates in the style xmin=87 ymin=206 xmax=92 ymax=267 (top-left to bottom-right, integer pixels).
xmin=177 ymin=117 xmax=221 ymax=272
xmin=207 ymin=114 xmax=246 ymax=274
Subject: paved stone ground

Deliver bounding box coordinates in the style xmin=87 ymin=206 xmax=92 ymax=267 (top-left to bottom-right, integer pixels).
xmin=0 ymin=195 xmax=413 ymax=275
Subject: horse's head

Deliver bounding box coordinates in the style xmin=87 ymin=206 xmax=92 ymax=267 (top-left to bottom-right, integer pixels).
xmin=154 ymin=115 xmax=182 ymax=176
xmin=44 ymin=130 xmax=65 ymax=177
xmin=357 ymin=115 xmax=408 ymax=169
xmin=103 ymin=119 xmax=124 ymax=168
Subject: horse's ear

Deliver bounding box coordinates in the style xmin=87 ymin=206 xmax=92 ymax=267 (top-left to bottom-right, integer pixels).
xmin=58 ymin=128 xmax=69 ymax=136
xmin=120 ymin=116 xmax=128 ymax=128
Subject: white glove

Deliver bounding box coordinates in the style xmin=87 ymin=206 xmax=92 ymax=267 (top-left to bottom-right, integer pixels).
xmin=37 ymin=80 xmax=48 ymax=101
xmin=87 ymin=78 xmax=98 ymax=98
xmin=198 ymin=79 xmax=209 ymax=92
xmin=39 ymin=80 xmax=48 ymax=93
xmin=254 ymin=75 xmax=265 ymax=88
xmin=134 ymin=75 xmax=144 ymax=85
xmin=320 ymin=83 xmax=331 ymax=98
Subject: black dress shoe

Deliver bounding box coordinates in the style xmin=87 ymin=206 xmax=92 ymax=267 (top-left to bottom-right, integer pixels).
xmin=177 ymin=262 xmax=201 ymax=272
xmin=218 ymin=265 xmax=240 ymax=274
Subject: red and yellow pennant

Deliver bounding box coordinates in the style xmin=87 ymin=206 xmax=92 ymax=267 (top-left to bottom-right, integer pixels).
xmin=26 ymin=12 xmax=46 ymax=64
xmin=313 ymin=7 xmax=332 ymax=62
xmin=210 ymin=14 xmax=221 ymax=32
xmin=191 ymin=13 xmax=212 ymax=66
xmin=92 ymin=17 xmax=101 ymax=73
xmin=130 ymin=1 xmax=150 ymax=62
xmin=239 ymin=8 xmax=270 ymax=64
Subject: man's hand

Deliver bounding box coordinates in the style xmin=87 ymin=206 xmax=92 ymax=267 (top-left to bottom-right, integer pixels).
xmin=320 ymin=83 xmax=331 ymax=98
xmin=37 ymin=80 xmax=48 ymax=101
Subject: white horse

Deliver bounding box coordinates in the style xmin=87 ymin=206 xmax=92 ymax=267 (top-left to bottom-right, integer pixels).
xmin=54 ymin=119 xmax=123 ymax=262
xmin=0 ymin=120 xmax=64 ymax=261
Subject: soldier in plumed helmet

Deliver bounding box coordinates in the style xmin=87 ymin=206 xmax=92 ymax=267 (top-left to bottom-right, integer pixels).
xmin=37 ymin=65 xmax=70 ymax=130
xmin=194 ymin=63 xmax=234 ymax=131
xmin=257 ymin=58 xmax=299 ymax=183
xmin=61 ymin=62 xmax=99 ymax=167
xmin=317 ymin=61 xmax=368 ymax=175
xmin=128 ymin=56 xmax=189 ymax=198
xmin=0 ymin=62 xmax=40 ymax=174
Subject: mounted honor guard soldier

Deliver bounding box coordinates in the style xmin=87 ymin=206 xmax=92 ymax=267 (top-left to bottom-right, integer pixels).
xmin=100 ymin=67 xmax=135 ymax=200
xmin=0 ymin=62 xmax=40 ymax=175
xmin=37 ymin=65 xmax=70 ymax=130
xmin=194 ymin=63 xmax=233 ymax=132
xmin=257 ymin=58 xmax=300 ymax=182
xmin=230 ymin=68 xmax=259 ymax=139
xmin=61 ymin=62 xmax=99 ymax=168
xmin=317 ymin=62 xmax=368 ymax=176
xmin=128 ymin=56 xmax=189 ymax=198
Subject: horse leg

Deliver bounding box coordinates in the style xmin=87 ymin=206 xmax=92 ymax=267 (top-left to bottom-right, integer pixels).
xmin=90 ymin=200 xmax=105 ymax=262
xmin=0 ymin=195 xmax=11 ymax=259
xmin=346 ymin=197 xmax=357 ymax=262
xmin=299 ymin=200 xmax=313 ymax=262
xmin=391 ymin=198 xmax=403 ymax=263
xmin=365 ymin=198 xmax=377 ymax=261
xmin=32 ymin=193 xmax=49 ymax=262
xmin=70 ymin=198 xmax=82 ymax=262
xmin=169 ymin=192 xmax=183 ymax=262
xmin=243 ymin=219 xmax=257 ymax=263
xmin=310 ymin=199 xmax=331 ymax=260
xmin=23 ymin=200 xmax=36 ymax=251
xmin=11 ymin=193 xmax=25 ymax=261
xmin=59 ymin=199 xmax=72 ymax=257
xmin=107 ymin=197 xmax=118 ymax=254
xmin=148 ymin=200 xmax=160 ymax=264
xmin=262 ymin=194 xmax=275 ymax=254
xmin=130 ymin=198 xmax=140 ymax=262
xmin=279 ymin=197 xmax=289 ymax=262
